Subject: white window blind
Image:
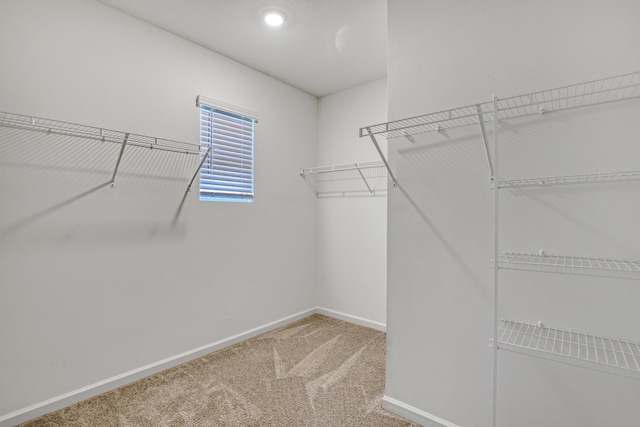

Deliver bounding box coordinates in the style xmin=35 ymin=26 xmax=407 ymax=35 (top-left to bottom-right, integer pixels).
xmin=197 ymin=97 xmax=257 ymax=202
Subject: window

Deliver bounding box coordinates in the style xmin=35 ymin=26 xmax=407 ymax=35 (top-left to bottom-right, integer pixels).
xmin=196 ymin=96 xmax=258 ymax=202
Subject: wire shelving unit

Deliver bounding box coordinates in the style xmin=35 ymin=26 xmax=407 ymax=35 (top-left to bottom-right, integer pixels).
xmin=359 ymin=70 xmax=640 ymax=427
xmin=489 ymin=72 xmax=640 ymax=427
xmin=498 ymin=320 xmax=640 ymax=380
xmin=300 ymin=161 xmax=387 ymax=197
xmin=0 ymin=111 xmax=208 ymax=227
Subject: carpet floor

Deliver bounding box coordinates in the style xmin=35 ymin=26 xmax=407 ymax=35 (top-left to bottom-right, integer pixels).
xmin=21 ymin=314 xmax=420 ymax=426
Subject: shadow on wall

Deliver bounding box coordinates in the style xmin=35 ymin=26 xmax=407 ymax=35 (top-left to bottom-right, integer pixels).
xmin=390 ymin=128 xmax=492 ymax=295
xmin=394 ymin=181 xmax=488 ymax=294
xmin=0 ymin=125 xmax=198 ymax=242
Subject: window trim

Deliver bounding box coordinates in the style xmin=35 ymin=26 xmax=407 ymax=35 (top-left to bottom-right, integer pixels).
xmin=196 ymin=96 xmax=259 ymax=122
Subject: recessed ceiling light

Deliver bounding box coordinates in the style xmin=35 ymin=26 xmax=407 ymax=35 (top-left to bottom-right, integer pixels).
xmin=264 ymin=10 xmax=286 ymax=27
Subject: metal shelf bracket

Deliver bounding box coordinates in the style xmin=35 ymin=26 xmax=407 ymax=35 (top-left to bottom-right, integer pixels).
xmin=476 ymin=104 xmax=494 ymax=176
xmin=364 ymin=126 xmax=397 ymax=187
xmin=109 ymin=133 xmax=129 ymax=188
xmin=172 ymin=146 xmax=211 ymax=227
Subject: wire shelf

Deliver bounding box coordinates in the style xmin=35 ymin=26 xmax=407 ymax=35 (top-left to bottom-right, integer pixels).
xmin=495 ymin=71 xmax=640 ymax=121
xmin=0 ymin=111 xmax=204 ymax=155
xmin=495 ymin=170 xmax=640 ymax=189
xmin=360 ymin=71 xmax=640 ymax=140
xmin=360 ymin=102 xmax=494 ymax=139
xmin=0 ymin=110 xmax=209 ymax=228
xmin=498 ymin=320 xmax=640 ymax=380
xmin=495 ymin=252 xmax=640 ymax=279
xmin=300 ymin=161 xmax=388 ymax=197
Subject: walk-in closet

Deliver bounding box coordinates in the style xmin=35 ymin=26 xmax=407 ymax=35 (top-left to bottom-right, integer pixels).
xmin=1 ymin=1 xmax=639 ymax=426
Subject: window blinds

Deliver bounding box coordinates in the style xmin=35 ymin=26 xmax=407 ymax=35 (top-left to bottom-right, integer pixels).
xmin=197 ymin=97 xmax=257 ymax=201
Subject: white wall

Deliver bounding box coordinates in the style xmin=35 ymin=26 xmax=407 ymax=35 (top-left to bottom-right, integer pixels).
xmin=316 ymin=79 xmax=388 ymax=327
xmin=386 ymin=1 xmax=640 ymax=426
xmin=0 ymin=0 xmax=317 ymax=419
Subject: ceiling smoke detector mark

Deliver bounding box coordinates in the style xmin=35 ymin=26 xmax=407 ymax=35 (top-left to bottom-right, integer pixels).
xmin=264 ymin=10 xmax=286 ymax=27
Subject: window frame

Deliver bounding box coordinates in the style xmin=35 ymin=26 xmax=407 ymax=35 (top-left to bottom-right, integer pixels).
xmin=196 ymin=96 xmax=258 ymax=203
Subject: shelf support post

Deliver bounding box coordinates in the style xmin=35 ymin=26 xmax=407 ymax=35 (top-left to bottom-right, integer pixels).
xmin=491 ymin=95 xmax=500 ymax=427
xmin=172 ymin=147 xmax=211 ymax=227
xmin=110 ymin=133 xmax=129 ymax=187
xmin=354 ymin=163 xmax=374 ymax=195
xmin=364 ymin=127 xmax=397 ymax=187
xmin=476 ymin=104 xmax=494 ymax=176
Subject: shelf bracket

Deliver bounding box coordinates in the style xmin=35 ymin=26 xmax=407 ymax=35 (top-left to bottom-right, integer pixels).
xmin=172 ymin=146 xmax=211 ymax=227
xmin=476 ymin=105 xmax=494 ymax=176
xmin=364 ymin=127 xmax=397 ymax=187
xmin=354 ymin=163 xmax=374 ymax=195
xmin=402 ymin=130 xmax=416 ymax=144
xmin=300 ymin=170 xmax=320 ymax=197
xmin=109 ymin=133 xmax=129 ymax=187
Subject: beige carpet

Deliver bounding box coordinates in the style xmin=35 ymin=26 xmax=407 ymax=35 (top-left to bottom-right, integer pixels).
xmin=21 ymin=314 xmax=420 ymax=426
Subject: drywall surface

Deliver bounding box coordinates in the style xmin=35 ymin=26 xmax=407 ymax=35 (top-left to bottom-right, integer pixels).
xmin=316 ymin=79 xmax=388 ymax=326
xmin=386 ymin=1 xmax=640 ymax=426
xmin=0 ymin=0 xmax=317 ymax=417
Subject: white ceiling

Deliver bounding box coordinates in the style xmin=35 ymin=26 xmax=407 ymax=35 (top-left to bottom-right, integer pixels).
xmin=97 ymin=0 xmax=387 ymax=98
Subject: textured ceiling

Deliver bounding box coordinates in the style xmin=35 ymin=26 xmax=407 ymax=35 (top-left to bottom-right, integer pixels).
xmin=98 ymin=0 xmax=387 ymax=97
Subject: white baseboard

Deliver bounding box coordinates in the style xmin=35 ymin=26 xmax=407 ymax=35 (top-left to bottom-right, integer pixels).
xmin=382 ymin=396 xmax=460 ymax=427
xmin=315 ymin=307 xmax=386 ymax=332
xmin=0 ymin=308 xmax=316 ymax=427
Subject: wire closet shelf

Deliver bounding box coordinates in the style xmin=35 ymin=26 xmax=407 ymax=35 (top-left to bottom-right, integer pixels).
xmin=0 ymin=110 xmax=209 ymax=227
xmin=495 ymin=170 xmax=640 ymax=189
xmin=360 ymin=71 xmax=640 ymax=140
xmin=0 ymin=111 xmax=205 ymax=155
xmin=495 ymin=252 xmax=640 ymax=280
xmin=498 ymin=320 xmax=640 ymax=380
xmin=300 ymin=161 xmax=388 ymax=197
xmin=357 ymin=70 xmax=640 ymax=427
